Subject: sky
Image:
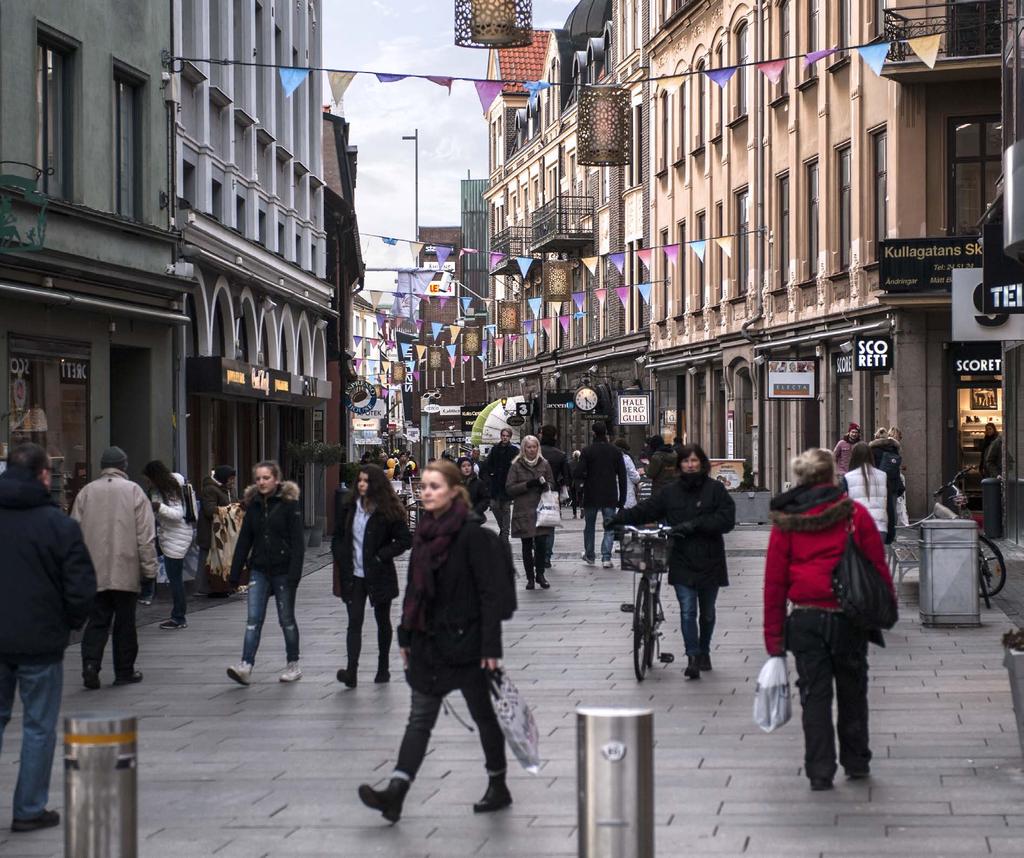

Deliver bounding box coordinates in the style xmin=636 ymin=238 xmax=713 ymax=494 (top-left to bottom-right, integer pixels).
xmin=321 ymin=0 xmax=578 ymax=258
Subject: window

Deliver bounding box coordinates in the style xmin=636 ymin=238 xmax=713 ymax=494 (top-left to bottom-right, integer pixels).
xmin=660 ymin=228 xmax=670 ymax=317
xmin=36 ymin=42 xmax=70 ymax=197
xmin=629 ymin=103 xmax=644 ymax=186
xmin=677 ymin=220 xmax=686 ymax=314
xmin=873 ymin=130 xmax=887 ymax=254
xmin=114 ymin=76 xmax=140 ymax=218
xmin=714 ymin=42 xmax=724 ymax=135
xmin=235 ymin=195 xmax=246 ymax=233
xmin=736 ymin=188 xmax=750 ymax=295
xmin=695 ymin=61 xmax=706 ymax=146
xmin=838 ymin=145 xmax=852 ymax=270
xmin=806 ymin=160 xmax=819 ymax=276
xmin=736 ymin=23 xmax=749 ymax=118
xmin=678 ymin=81 xmax=687 ymax=163
xmin=837 ymin=0 xmax=850 ymax=50
xmin=778 ymin=173 xmax=790 ymax=285
xmin=779 ymin=0 xmax=791 ymax=94
xmin=875 ymin=0 xmax=887 ymax=38
xmin=659 ymin=92 xmax=670 ymax=171
xmin=949 ymin=116 xmax=1002 ymax=234
xmin=211 ymin=179 xmax=222 ymax=221
xmin=715 ymin=202 xmax=723 ymax=301
xmin=697 ymin=211 xmax=706 ymax=306
xmin=806 ymin=0 xmax=819 ymax=81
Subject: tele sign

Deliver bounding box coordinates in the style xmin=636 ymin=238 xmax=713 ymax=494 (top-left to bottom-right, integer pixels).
xmin=854 ymin=336 xmax=892 ymax=373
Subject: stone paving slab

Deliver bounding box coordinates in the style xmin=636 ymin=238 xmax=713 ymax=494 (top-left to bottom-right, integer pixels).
xmin=2 ymin=519 xmax=1023 ymax=856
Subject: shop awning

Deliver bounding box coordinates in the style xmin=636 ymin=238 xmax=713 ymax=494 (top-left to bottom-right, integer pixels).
xmin=0 ymin=281 xmax=189 ymax=325
xmin=470 ymin=395 xmax=525 ymax=446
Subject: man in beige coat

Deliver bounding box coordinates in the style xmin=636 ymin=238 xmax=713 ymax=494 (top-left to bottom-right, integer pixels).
xmin=71 ymin=446 xmax=158 ymax=689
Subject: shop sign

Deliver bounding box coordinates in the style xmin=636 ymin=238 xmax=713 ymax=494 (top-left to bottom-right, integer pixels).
xmin=854 ymin=336 xmax=892 ymax=373
xmin=0 ymin=174 xmax=48 ymax=254
xmin=726 ymin=410 xmax=735 ymax=458
xmin=953 ymin=343 xmax=1002 ymax=379
xmin=59 ymin=360 xmax=88 ymax=382
xmin=982 ymin=223 xmax=1024 ymax=314
xmin=879 ymin=237 xmax=982 ymax=292
xmin=251 ymin=368 xmax=270 ymax=395
xmin=506 ymin=414 xmax=526 ymax=426
xmin=352 ymin=417 xmax=381 ymax=431
xmin=767 ymin=360 xmax=817 ymax=399
xmin=344 ymin=380 xmax=378 ymax=415
xmin=663 ymin=409 xmax=677 ymax=425
xmin=460 ymin=404 xmax=486 ymax=433
xmin=438 ymin=405 xmax=462 ymax=417
xmin=546 ymin=392 xmax=575 ymax=410
xmin=951 ymin=268 xmax=1024 ymax=341
xmin=835 ymin=352 xmax=853 ymax=375
xmin=423 ymin=403 xmax=441 ymax=414
xmin=406 ymin=427 xmax=421 ymax=442
xmin=617 ymin=393 xmax=652 ymax=426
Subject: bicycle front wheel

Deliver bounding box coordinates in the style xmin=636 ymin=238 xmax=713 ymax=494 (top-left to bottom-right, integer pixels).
xmin=633 ymin=576 xmax=652 ymax=681
xmin=979 ymin=535 xmax=1007 ymax=598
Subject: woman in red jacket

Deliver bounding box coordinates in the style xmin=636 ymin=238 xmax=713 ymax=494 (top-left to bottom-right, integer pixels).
xmin=763 ymin=448 xmax=895 ymax=792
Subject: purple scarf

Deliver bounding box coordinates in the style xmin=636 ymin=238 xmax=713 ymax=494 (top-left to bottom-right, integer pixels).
xmin=401 ymin=500 xmax=468 ymax=634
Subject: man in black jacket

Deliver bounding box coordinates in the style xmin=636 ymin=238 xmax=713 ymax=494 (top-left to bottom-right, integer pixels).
xmin=0 ymin=443 xmax=96 ymax=832
xmin=481 ymin=429 xmax=518 ymax=544
xmin=577 ymin=422 xmax=627 ymax=567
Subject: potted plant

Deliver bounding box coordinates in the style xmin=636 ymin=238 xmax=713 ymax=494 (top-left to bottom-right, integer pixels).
xmin=287 ymin=442 xmax=346 ymax=547
xmin=1003 ymin=629 xmax=1024 ymax=755
xmin=733 ymin=460 xmax=772 ymax=525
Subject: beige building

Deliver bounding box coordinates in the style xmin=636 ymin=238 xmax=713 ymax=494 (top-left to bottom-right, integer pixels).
xmin=647 ymin=0 xmax=1002 ymax=511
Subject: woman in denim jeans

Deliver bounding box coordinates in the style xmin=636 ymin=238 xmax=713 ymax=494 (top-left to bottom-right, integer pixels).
xmin=142 ymin=460 xmax=194 ymax=630
xmin=225 ymin=461 xmax=305 ymax=685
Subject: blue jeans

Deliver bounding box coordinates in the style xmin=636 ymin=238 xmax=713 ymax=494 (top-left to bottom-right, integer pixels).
xmin=583 ymin=507 xmax=617 ymax=562
xmin=673 ymin=584 xmax=720 ymax=657
xmin=164 ymin=556 xmax=187 ymax=624
xmin=242 ymin=569 xmax=299 ymax=665
xmin=543 ymin=531 xmax=554 ymax=566
xmin=0 ymin=661 xmax=63 ymax=819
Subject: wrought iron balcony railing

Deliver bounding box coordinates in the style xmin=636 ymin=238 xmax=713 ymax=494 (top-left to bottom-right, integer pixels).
xmin=490 ymin=224 xmax=532 ymax=273
xmin=531 ymin=195 xmax=595 ymax=254
xmin=885 ymin=0 xmax=1000 ymax=62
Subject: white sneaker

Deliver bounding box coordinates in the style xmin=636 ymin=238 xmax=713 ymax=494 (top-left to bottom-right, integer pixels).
xmin=227 ymin=661 xmax=253 ymax=686
xmin=279 ymin=662 xmax=303 ymax=683
xmin=602 ymin=560 xmax=613 ymax=569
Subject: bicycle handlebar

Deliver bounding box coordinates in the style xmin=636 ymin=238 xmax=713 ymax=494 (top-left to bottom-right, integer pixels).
xmin=933 ymin=467 xmax=974 ymax=497
xmin=620 ymin=524 xmax=674 ymax=537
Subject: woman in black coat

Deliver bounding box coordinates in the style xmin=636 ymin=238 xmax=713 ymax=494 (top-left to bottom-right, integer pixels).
xmin=358 ymin=460 xmax=509 ymax=823
xmin=610 ymin=444 xmax=735 ymax=680
xmin=333 ymin=464 xmax=411 ymax=687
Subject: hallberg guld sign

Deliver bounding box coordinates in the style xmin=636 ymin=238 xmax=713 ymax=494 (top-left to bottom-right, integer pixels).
xmin=879 ymin=237 xmax=982 ymax=293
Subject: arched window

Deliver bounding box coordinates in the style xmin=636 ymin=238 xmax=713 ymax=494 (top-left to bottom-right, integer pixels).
xmin=714 ymin=41 xmax=724 ymax=135
xmin=678 ymin=79 xmax=687 ymax=161
xmin=696 ymin=60 xmax=706 ymax=145
xmin=212 ymin=301 xmax=227 ymax=357
xmin=659 ymin=91 xmax=670 ymax=170
xmin=736 ymin=23 xmax=749 ymax=118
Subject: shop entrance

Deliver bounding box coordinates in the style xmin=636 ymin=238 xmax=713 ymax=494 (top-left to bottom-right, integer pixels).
xmin=110 ymin=346 xmax=152 ymax=482
xmin=949 ymin=343 xmax=1004 ymax=508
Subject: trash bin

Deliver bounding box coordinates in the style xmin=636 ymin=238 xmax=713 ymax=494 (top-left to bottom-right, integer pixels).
xmin=982 ymin=477 xmax=1004 ymax=539
xmin=919 ymin=520 xmax=979 ymax=627
xmin=64 ymin=714 xmax=137 ymax=858
xmin=577 ymin=706 xmax=654 ymax=858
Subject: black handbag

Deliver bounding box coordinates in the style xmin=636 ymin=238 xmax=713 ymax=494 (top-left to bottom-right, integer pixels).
xmin=831 ymin=518 xmax=898 ymax=631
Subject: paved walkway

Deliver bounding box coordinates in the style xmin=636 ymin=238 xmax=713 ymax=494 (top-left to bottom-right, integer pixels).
xmin=2 ymin=520 xmax=1023 ymax=857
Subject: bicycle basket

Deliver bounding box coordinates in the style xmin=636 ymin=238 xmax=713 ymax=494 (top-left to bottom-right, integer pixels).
xmin=620 ymin=531 xmax=670 ymax=573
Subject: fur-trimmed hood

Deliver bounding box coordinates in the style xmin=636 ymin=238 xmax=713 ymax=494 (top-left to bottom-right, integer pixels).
xmin=770 ymin=497 xmax=853 ymax=533
xmin=243 ymin=480 xmax=300 ymax=505
xmin=869 ymin=437 xmax=901 ymax=454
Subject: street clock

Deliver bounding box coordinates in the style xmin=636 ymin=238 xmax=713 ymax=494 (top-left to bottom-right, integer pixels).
xmin=574 ymin=386 xmax=599 ymax=412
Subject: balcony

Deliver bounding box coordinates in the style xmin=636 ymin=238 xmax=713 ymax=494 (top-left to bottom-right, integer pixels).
xmin=531 ymin=196 xmax=595 ymax=255
xmin=490 ymin=225 xmax=533 ymax=275
xmin=883 ymin=1 xmax=1000 ymax=83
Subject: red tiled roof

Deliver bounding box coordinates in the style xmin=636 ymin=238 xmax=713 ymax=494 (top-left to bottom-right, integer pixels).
xmin=498 ymin=31 xmax=551 ymax=95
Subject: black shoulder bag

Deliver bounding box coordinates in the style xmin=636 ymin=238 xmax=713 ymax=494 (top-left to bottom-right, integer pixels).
xmin=831 ymin=517 xmax=898 ymax=631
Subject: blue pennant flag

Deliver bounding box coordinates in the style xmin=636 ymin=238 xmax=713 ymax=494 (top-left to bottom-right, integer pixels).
xmin=516 ymin=257 xmax=534 ymax=279
xmin=461 ymin=296 xmax=472 ymax=314
xmin=527 ymin=297 xmax=543 ymax=318
xmin=381 ymin=236 xmax=398 ymax=245
xmin=431 ymin=322 xmax=442 ymax=340
xmin=573 ymin=311 xmax=585 ymax=319
xmin=636 ymin=283 xmax=653 ymax=304
xmin=523 ymin=80 xmax=551 ymax=108
xmin=525 ymin=333 xmax=536 ymax=349
xmin=857 ymin=43 xmax=889 ymax=77
xmin=446 ymin=344 xmax=457 ymax=358
xmin=278 ymin=67 xmax=310 ymax=97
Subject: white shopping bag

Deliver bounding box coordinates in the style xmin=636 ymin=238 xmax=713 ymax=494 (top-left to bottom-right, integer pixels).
xmin=536 ymin=490 xmax=562 ymax=529
xmin=488 ymin=670 xmax=541 ymax=774
xmin=753 ymin=656 xmax=792 ymax=733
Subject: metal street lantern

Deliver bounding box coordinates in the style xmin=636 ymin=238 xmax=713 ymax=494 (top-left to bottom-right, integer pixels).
xmin=543 ymin=260 xmax=573 ymax=303
xmin=454 ymin=0 xmax=533 ymax=49
xmin=497 ymin=299 xmax=522 ymax=334
xmin=578 ymin=85 xmax=632 ymax=167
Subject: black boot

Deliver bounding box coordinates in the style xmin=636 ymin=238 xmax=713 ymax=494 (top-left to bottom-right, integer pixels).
xmin=336 ymin=665 xmax=358 ymax=688
xmin=374 ymin=660 xmax=390 ymax=684
xmin=536 ymin=571 xmax=550 ymax=589
xmin=525 ymin=559 xmax=535 ymax=590
xmin=358 ymin=777 xmax=409 ymax=823
xmin=684 ymin=657 xmax=701 ymax=680
xmin=82 ymin=663 xmax=100 ymax=690
xmin=473 ymin=773 xmax=512 ymax=813
xmin=698 ymin=653 xmax=712 ymax=672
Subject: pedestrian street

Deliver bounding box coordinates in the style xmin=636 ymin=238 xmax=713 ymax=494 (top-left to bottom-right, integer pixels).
xmin=2 ymin=519 xmax=1023 ymax=857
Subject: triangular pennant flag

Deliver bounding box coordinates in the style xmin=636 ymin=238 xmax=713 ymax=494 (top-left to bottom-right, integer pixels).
xmin=804 ymin=47 xmax=837 ymax=67
xmin=431 ymin=322 xmax=443 ymax=340
xmin=706 ymin=66 xmax=738 ymax=88
xmin=558 ymin=314 xmax=570 ymax=333
xmin=656 ymin=74 xmax=687 ymax=91
xmin=375 ymin=312 xmax=387 ymax=329
xmin=446 ymin=344 xmax=457 ymax=358
xmin=376 ymin=73 xmax=407 ymax=83
xmin=857 ymin=43 xmax=890 ymax=77
xmin=400 ymin=342 xmax=411 ymax=358
xmin=691 ymin=240 xmax=707 ymax=262
xmin=637 ymin=248 xmax=653 ymax=272
xmin=907 ymin=34 xmax=941 ymax=69
xmin=328 ymin=71 xmax=356 ymax=104
xmin=448 ymin=325 xmax=461 ymax=341
xmin=523 ymin=80 xmax=551 ymax=108
xmin=757 ymin=59 xmax=786 ymax=84
xmin=572 ymin=291 xmax=586 ymax=311
xmin=525 ymin=333 xmax=536 ymax=349
xmin=462 ymin=355 xmax=471 ymax=363
xmin=609 ymin=252 xmax=626 ymax=274
xmin=435 ymin=245 xmax=452 ymax=268
xmin=427 ymin=75 xmax=454 ymax=92
xmin=414 ymin=319 xmax=424 ymax=330
xmin=523 ymin=319 xmax=534 ymax=334
xmin=353 ymin=335 xmax=363 ymax=350
xmin=595 ymin=287 xmax=607 ymax=306
xmin=409 ymin=240 xmax=425 ymax=260
xmin=663 ymin=244 xmax=680 ymax=265
xmin=716 ymin=236 xmax=733 ymax=258
xmin=516 ymin=256 xmax=534 ymax=278
xmin=354 ymin=358 xmax=363 ymax=373
xmin=573 ymin=311 xmax=585 ymax=319
xmin=415 ymin=345 xmax=427 ymax=360
xmin=460 ymin=297 xmax=472 ymax=314
xmin=413 ymin=370 xmax=421 ymax=382
xmin=615 ymin=286 xmax=630 ymax=307
xmin=637 ymin=283 xmax=653 ymax=304
xmin=527 ymin=297 xmax=543 ymax=318
xmin=489 ymin=251 xmax=505 ymax=269
xmin=278 ymin=67 xmax=310 ymax=97
xmin=438 ymin=296 xmax=450 ymax=310
xmin=474 ymin=80 xmax=504 ymax=113
xmin=582 ymin=256 xmax=599 ymax=275
xmin=540 ymin=318 xmax=554 ymax=336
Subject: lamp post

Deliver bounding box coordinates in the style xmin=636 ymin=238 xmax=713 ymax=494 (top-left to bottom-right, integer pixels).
xmin=402 ymin=129 xmax=419 ymax=242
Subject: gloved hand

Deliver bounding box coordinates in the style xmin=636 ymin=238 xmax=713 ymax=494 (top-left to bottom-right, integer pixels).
xmin=526 ymin=478 xmax=543 ymax=489
xmin=671 ymin=520 xmax=697 ymax=537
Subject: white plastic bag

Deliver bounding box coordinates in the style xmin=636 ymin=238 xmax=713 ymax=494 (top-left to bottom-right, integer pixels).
xmin=753 ymin=656 xmax=791 ymax=733
xmin=488 ymin=670 xmax=541 ymax=774
xmin=536 ymin=490 xmax=561 ymax=528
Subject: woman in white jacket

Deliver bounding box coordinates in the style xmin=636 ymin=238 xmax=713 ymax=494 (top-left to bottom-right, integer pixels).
xmin=840 ymin=443 xmax=888 ymax=536
xmin=614 ymin=439 xmax=643 ymax=509
xmin=144 ymin=460 xmax=195 ymax=630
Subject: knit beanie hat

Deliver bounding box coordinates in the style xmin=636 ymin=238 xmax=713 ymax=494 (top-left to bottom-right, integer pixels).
xmin=213 ymin=465 xmax=237 ymax=484
xmin=100 ymin=446 xmax=128 ymax=471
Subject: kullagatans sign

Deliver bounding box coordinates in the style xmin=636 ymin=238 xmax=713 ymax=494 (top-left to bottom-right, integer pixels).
xmin=879 ymin=237 xmax=982 ymax=292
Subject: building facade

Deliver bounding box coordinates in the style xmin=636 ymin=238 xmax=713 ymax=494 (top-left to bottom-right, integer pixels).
xmin=0 ymin=0 xmax=188 ymax=506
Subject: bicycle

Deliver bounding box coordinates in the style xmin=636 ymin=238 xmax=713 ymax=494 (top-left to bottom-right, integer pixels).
xmin=617 ymin=525 xmax=675 ymax=681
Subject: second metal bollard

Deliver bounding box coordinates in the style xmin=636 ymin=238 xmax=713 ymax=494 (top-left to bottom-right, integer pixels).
xmin=64 ymin=714 xmax=137 ymax=858
xmin=577 ymin=706 xmax=654 ymax=858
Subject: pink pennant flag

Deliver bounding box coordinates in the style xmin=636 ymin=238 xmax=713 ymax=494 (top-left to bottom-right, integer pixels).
xmin=558 ymin=315 xmax=570 ymax=333
xmin=489 ymin=251 xmax=505 ymax=269
xmin=448 ymin=356 xmax=457 ymax=369
xmin=595 ymin=288 xmax=607 ymax=307
xmin=462 ymin=355 xmax=471 ymax=363
xmin=663 ymin=244 xmax=679 ymax=265
xmin=637 ymin=248 xmax=653 ymax=272
xmin=474 ymin=80 xmax=504 ymax=113
xmin=615 ymin=286 xmax=630 ymax=307
xmin=413 ymin=371 xmax=421 ymax=383
xmin=439 ymin=296 xmax=450 ymax=310
xmin=540 ymin=318 xmax=554 ymax=336
xmin=757 ymin=60 xmax=787 ymax=84
xmin=427 ymin=76 xmax=454 ymax=93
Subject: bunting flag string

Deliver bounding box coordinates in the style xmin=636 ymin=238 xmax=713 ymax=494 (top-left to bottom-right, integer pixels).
xmin=516 ymin=257 xmax=534 ymax=278
xmin=595 ymin=288 xmax=607 ymax=307
xmin=706 ymin=66 xmax=738 ymax=88
xmin=490 ymin=251 xmax=506 ymax=269
xmin=907 ymin=34 xmax=942 ymax=69
xmin=430 ymin=322 xmax=443 ymax=340
xmin=663 ymin=244 xmax=680 ymax=265
xmin=756 ymin=59 xmax=786 ymax=84
xmin=716 ymin=236 xmax=733 ymax=258
xmin=857 ymin=43 xmax=890 ymax=76
xmin=558 ymin=315 xmax=571 ymax=333
xmin=527 ymin=297 xmax=543 ymax=318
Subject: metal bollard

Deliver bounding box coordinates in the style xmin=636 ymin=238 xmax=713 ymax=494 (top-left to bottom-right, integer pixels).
xmin=577 ymin=706 xmax=654 ymax=858
xmin=64 ymin=715 xmax=137 ymax=858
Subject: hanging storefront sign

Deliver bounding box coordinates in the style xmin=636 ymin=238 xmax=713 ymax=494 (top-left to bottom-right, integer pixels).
xmin=616 ymin=393 xmax=652 ymax=425
xmin=879 ymin=237 xmax=982 ymax=292
xmin=835 ymin=352 xmax=854 ymax=376
xmin=545 ymin=391 xmax=575 ymax=410
xmin=854 ymin=335 xmax=893 ymax=373
xmin=460 ymin=404 xmax=486 ymax=433
xmin=982 ymin=222 xmax=1024 ymax=314
xmin=0 ymin=174 xmax=48 ymax=254
xmin=438 ymin=405 xmax=462 ymax=417
xmin=461 ymin=326 xmax=483 ymax=355
xmin=766 ymin=360 xmax=817 ymax=399
xmin=344 ymin=379 xmax=379 ymax=415
xmin=726 ymin=410 xmax=735 ymax=458
xmin=952 ymin=268 xmax=1024 ymax=341
xmin=953 ymin=343 xmax=1002 ymax=379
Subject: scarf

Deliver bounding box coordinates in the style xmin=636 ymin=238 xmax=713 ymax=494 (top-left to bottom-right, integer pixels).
xmin=678 ymin=472 xmax=706 ymax=491
xmin=770 ymin=483 xmax=843 ymax=514
xmin=519 ymin=451 xmax=541 ymax=467
xmin=401 ymin=499 xmax=468 ymax=634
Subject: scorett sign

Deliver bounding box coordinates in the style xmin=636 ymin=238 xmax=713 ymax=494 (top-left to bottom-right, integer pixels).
xmin=879 ymin=237 xmax=982 ymax=292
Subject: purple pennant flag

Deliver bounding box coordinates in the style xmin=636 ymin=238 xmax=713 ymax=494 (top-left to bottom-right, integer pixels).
xmin=439 ymin=296 xmax=450 ymax=310
xmin=353 ymin=335 xmax=363 ymax=349
xmin=609 ymin=252 xmax=626 ymax=275
xmin=427 ymin=76 xmax=454 ymax=93
xmin=705 ymin=66 xmax=738 ymax=88
xmin=375 ymin=312 xmax=387 ymax=329
xmin=489 ymin=251 xmax=505 ymax=269
xmin=558 ymin=315 xmax=570 ymax=333
xmin=572 ymin=291 xmax=586 ymax=311
xmin=523 ymin=319 xmax=534 ymax=334
xmin=462 ymin=355 xmax=471 ymax=363
xmin=376 ymin=73 xmax=407 ymax=83
xmin=804 ymin=47 xmax=837 ymax=67
xmin=413 ymin=370 xmax=421 ymax=383
xmin=415 ymin=319 xmax=424 ymax=330
xmin=615 ymin=286 xmax=630 ymax=307
xmin=278 ymin=67 xmax=310 ymax=97
xmin=474 ymin=80 xmax=504 ymax=113
xmin=435 ymin=245 xmax=452 ymax=268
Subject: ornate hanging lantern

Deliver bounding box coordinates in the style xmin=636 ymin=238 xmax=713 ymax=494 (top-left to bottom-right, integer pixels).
xmin=543 ymin=260 xmax=573 ymax=303
xmin=578 ymin=86 xmax=632 ymax=166
xmin=391 ymin=363 xmax=406 ymax=384
xmin=461 ymin=326 xmax=483 ymax=355
xmin=427 ymin=346 xmax=446 ymax=371
xmin=497 ymin=299 xmax=522 ymax=334
xmin=454 ymin=0 xmax=533 ymax=49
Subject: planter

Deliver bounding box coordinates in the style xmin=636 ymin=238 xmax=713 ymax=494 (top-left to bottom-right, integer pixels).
xmin=1004 ymin=647 xmax=1024 ymax=756
xmin=732 ymin=491 xmax=772 ymax=525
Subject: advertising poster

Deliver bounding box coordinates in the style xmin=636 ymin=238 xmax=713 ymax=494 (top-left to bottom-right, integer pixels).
xmin=766 ymin=360 xmax=816 ymax=399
